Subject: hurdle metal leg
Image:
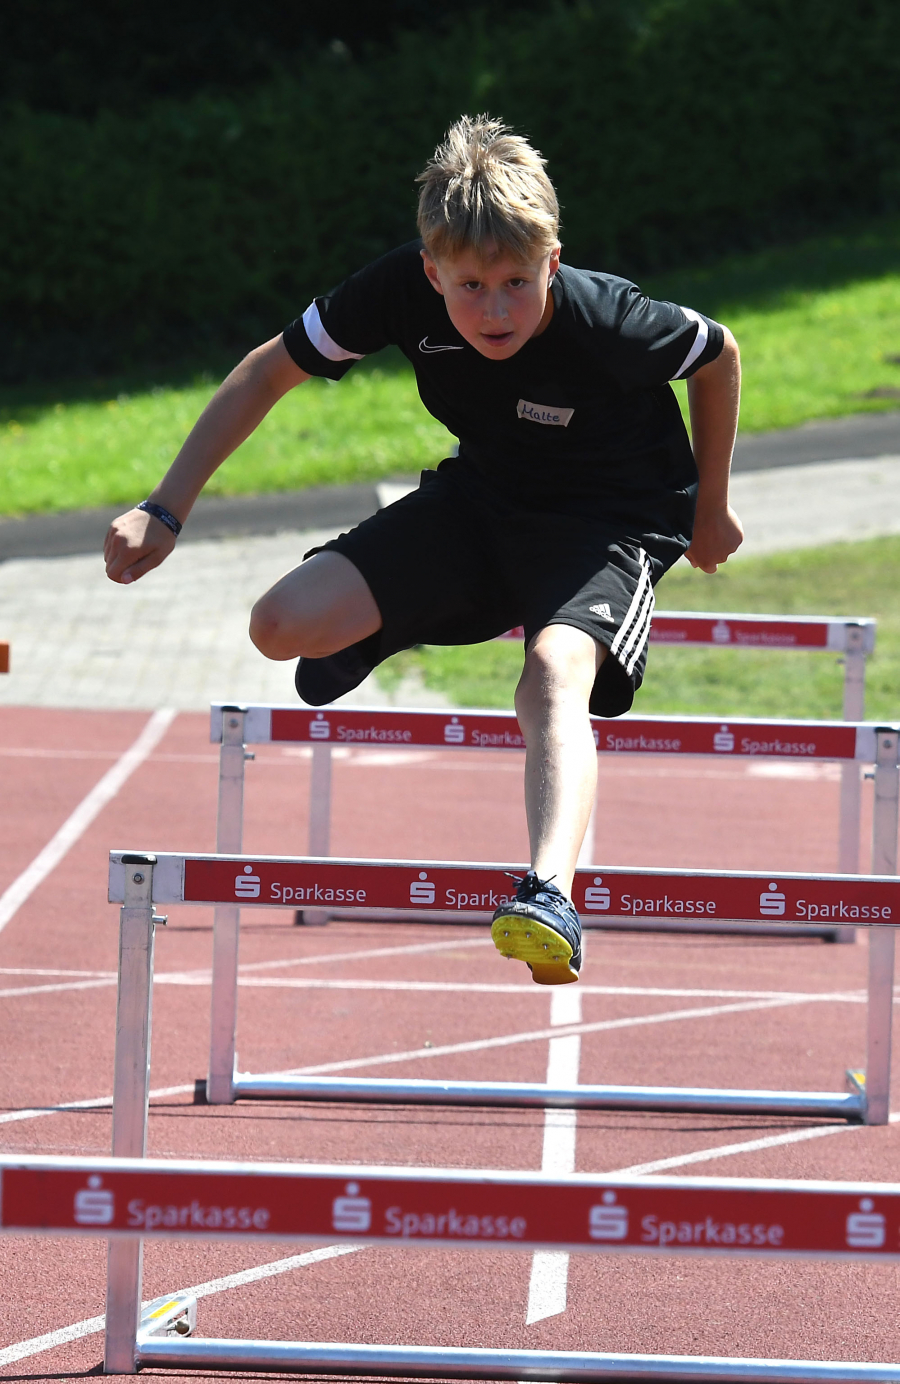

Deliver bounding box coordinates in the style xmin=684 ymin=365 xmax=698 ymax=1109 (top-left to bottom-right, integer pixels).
xmin=297 ymin=741 xmax=332 ymax=925
xmin=207 ymin=708 xmax=247 ymax=1105
xmin=835 ymin=628 xmax=867 ymax=940
xmin=105 ymin=855 xmax=160 ymax=1375
xmin=860 ymin=729 xmax=899 ymax=1124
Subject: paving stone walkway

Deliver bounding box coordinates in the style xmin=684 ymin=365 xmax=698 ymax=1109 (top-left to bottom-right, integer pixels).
xmin=2 ymin=455 xmax=899 ymax=711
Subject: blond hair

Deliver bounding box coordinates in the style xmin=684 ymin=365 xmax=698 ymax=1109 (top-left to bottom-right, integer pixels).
xmin=416 ymin=115 xmax=560 ymax=263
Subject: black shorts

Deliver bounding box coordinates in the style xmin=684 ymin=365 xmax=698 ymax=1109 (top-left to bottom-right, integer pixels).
xmin=303 ymin=466 xmax=689 ymax=717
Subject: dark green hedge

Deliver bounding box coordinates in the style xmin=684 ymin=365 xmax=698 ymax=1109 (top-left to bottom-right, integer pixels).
xmin=3 ymin=0 xmax=899 ymax=381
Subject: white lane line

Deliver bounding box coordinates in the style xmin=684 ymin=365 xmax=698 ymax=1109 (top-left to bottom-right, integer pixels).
xmin=0 ymin=979 xmax=117 ymax=1000
xmin=0 ymin=708 xmax=176 ymax=937
xmin=0 ymin=968 xmax=872 ymax=1003
xmin=0 ymin=1085 xmax=188 ymax=1128
xmin=286 ymin=993 xmax=848 ymax=1078
xmin=225 ymin=977 xmax=867 ymax=1001
xmin=0 ymin=935 xmax=490 ymax=1002
xmin=0 ymin=992 xmax=839 ymax=1128
xmin=526 ymin=986 xmax=582 ymax=1325
xmin=234 ymin=934 xmax=494 ymax=975
xmin=0 ymin=967 xmax=117 ymax=977
xmin=0 ymin=1243 xmax=364 ymax=1367
xmin=610 ymin=1121 xmax=879 ymax=1176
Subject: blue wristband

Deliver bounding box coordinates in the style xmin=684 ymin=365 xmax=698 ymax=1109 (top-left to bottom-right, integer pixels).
xmin=137 ymin=500 xmax=182 ymax=537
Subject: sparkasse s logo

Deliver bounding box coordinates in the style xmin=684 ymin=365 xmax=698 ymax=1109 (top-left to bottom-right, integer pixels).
xmin=75 ymin=1175 xmax=115 ymax=1225
xmin=235 ymin=866 xmax=261 ymax=899
xmin=332 ymin=1182 xmax=372 ymax=1232
xmin=759 ymin=883 xmax=786 ymax=917
xmin=410 ymin=872 xmax=436 ymax=904
xmin=589 ymin=1191 xmax=628 ymax=1240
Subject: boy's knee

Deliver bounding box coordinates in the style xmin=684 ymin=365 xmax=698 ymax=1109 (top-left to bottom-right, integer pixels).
xmin=249 ymin=595 xmax=333 ymax=661
xmin=516 ymin=627 xmax=603 ymax=712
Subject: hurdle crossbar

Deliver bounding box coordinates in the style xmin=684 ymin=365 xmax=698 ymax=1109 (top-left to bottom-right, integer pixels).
xmin=110 ymin=843 xmax=898 ymax=1121
xmin=4 ymin=1152 xmax=899 ymax=1378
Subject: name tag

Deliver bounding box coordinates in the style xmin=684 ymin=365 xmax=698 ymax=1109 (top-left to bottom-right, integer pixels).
xmin=517 ymin=399 xmax=574 ymax=427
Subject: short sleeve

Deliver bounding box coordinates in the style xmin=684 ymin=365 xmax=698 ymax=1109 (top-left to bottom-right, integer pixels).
xmin=282 ymin=245 xmax=407 ymax=380
xmin=602 ymin=284 xmax=724 ymax=391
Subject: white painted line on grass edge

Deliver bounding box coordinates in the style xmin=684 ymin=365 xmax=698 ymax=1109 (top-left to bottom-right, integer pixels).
xmin=0 ymin=708 xmax=176 ymax=936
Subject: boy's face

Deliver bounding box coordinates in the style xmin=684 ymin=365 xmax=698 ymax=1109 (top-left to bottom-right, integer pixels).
xmin=421 ymin=243 xmax=561 ymax=360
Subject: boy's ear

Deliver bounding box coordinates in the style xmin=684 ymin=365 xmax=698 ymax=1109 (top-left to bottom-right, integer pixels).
xmin=420 ymin=249 xmax=446 ymax=296
xmin=549 ymin=244 xmax=561 ymax=278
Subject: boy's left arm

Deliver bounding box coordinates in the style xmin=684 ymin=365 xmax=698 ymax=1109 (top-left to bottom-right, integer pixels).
xmin=684 ymin=326 xmax=743 ymax=573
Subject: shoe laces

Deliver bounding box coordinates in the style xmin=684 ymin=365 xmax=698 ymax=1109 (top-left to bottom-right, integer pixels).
xmin=506 ymin=870 xmax=559 ymax=902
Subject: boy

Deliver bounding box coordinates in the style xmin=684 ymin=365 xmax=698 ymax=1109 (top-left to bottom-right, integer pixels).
xmin=105 ymin=116 xmax=742 ymax=986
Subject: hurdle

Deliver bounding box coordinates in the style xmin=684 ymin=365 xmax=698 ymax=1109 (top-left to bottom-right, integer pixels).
xmin=4 ymin=1152 xmax=900 ymax=1378
xmin=110 ymin=840 xmax=899 ymax=1121
xmin=209 ymin=704 xmax=884 ymax=940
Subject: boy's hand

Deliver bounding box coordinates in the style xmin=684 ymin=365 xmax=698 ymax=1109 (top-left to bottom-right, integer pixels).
xmin=104 ymin=508 xmax=177 ymax=584
xmin=685 ymin=504 xmax=743 ymax=574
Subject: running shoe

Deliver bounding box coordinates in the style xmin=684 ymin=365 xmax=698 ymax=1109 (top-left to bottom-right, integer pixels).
xmin=491 ymin=872 xmax=582 ymax=985
xmin=294 ymin=638 xmax=377 ymax=706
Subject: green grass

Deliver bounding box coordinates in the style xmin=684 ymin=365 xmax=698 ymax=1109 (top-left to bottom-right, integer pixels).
xmin=653 ymin=222 xmax=900 ymax=434
xmin=2 ymin=217 xmax=899 ymax=516
xmin=374 ymin=536 xmax=900 ymax=722
xmin=0 ymin=355 xmax=452 ymax=515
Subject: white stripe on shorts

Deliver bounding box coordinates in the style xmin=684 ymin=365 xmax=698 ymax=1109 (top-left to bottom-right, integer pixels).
xmin=302 ymin=302 xmax=366 ymax=363
xmin=609 ymin=550 xmax=655 ymax=675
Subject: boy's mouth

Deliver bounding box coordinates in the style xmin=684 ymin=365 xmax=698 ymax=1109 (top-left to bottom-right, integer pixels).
xmin=482 ymin=331 xmax=514 ymax=349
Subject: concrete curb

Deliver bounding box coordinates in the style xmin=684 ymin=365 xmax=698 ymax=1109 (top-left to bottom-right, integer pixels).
xmin=0 ymin=481 xmax=384 ymax=563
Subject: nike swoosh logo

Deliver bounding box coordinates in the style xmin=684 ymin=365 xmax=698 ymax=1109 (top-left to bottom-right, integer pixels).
xmin=419 ymin=337 xmax=464 ymax=353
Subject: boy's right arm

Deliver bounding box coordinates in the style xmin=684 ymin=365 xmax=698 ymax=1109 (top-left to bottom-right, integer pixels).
xmin=104 ymin=335 xmax=310 ymax=584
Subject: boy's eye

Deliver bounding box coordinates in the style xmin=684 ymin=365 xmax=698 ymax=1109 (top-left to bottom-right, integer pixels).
xmin=462 ymin=281 xmax=482 ymax=291
xmin=508 ymin=278 xmax=527 ymax=288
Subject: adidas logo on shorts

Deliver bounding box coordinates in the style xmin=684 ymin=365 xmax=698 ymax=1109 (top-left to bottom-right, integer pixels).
xmin=589 ymin=603 xmax=613 ymax=621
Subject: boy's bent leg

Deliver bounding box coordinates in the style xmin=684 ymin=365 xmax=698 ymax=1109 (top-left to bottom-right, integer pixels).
xmin=249 ymin=551 xmax=382 ymax=661
xmin=491 ymin=625 xmax=603 ymax=986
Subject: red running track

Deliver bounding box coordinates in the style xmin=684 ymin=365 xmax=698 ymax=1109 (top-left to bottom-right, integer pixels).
xmin=1 ymin=705 xmax=899 ymax=1381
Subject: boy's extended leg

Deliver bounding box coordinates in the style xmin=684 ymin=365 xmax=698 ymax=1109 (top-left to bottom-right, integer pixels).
xmin=492 ymin=624 xmax=604 ymax=985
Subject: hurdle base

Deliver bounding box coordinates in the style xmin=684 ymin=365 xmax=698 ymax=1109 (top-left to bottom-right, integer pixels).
xmin=229 ymin=1071 xmax=866 ymax=1120
xmin=303 ymin=907 xmax=857 ymax=941
xmin=133 ymin=1334 xmax=900 ymax=1381
xmin=140 ymin=1292 xmax=197 ymax=1340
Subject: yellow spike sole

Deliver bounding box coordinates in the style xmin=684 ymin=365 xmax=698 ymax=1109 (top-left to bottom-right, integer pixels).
xmin=491 ymin=912 xmax=579 ymax=986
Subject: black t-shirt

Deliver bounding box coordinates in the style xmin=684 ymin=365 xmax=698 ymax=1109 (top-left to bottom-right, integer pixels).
xmin=282 ymin=240 xmax=723 ymax=523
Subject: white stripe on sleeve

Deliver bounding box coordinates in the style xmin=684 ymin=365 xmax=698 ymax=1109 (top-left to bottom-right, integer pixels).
xmin=670 ymin=307 xmax=709 ymax=380
xmin=302 ymin=302 xmax=365 ymax=363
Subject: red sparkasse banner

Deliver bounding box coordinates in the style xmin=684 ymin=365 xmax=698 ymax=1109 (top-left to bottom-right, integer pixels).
xmin=498 ymin=617 xmax=833 ymax=649
xmin=270 ymin=708 xmax=526 ymax=750
xmin=648 ymin=615 xmax=828 ymax=648
xmin=3 ymin=1164 xmax=899 ymax=1258
xmin=594 ymin=719 xmax=856 ymax=760
xmin=268 ymin=709 xmax=856 ymax=761
xmin=183 ymin=859 xmax=900 ymax=926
